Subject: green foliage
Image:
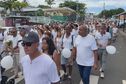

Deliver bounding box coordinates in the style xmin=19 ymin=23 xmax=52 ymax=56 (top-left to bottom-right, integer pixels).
xmin=0 ymin=0 xmax=17 ymax=11
xmin=45 ymin=0 xmax=55 ymax=7
xmin=98 ymin=8 xmax=125 ymax=18
xmin=36 ymin=9 xmax=44 ymax=16
xmin=0 ymin=0 xmax=28 ymax=14
xmin=12 ymin=1 xmax=28 ymax=12
xmin=59 ymin=1 xmax=86 ymax=16
xmin=38 ymin=5 xmax=51 ymax=8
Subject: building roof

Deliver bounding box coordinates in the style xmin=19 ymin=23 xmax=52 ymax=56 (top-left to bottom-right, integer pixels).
xmin=43 ymin=7 xmax=76 ymax=15
xmin=21 ymin=7 xmax=75 ymax=13
xmin=43 ymin=7 xmax=75 ymax=12
xmin=4 ymin=15 xmax=30 ymax=19
xmin=21 ymin=6 xmax=41 ymax=12
xmin=113 ymin=11 xmax=126 ymax=17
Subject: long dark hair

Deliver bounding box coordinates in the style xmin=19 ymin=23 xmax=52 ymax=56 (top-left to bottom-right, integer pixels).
xmin=42 ymin=37 xmax=56 ymax=55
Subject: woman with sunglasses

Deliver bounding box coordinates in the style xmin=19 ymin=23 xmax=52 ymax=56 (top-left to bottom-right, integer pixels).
xmin=42 ymin=37 xmax=61 ymax=76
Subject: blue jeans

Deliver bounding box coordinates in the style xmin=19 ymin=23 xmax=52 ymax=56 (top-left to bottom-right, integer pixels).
xmin=78 ymin=65 xmax=92 ymax=84
xmin=98 ymin=49 xmax=107 ymax=71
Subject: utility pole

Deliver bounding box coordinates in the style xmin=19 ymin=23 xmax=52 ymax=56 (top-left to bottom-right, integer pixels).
xmin=103 ymin=0 xmax=105 ymax=19
xmin=76 ymin=0 xmax=79 ymax=22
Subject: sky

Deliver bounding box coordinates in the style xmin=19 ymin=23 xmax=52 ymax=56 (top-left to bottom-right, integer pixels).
xmin=19 ymin=0 xmax=126 ymax=14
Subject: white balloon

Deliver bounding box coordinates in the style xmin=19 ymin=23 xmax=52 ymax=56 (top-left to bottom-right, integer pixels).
xmin=106 ymin=45 xmax=116 ymax=54
xmin=61 ymin=48 xmax=71 ymax=58
xmin=1 ymin=55 xmax=13 ymax=70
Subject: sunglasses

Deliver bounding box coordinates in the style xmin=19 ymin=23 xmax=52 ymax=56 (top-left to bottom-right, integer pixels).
xmin=21 ymin=42 xmax=33 ymax=47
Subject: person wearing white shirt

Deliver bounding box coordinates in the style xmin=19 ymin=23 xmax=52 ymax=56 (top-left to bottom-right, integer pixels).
xmin=21 ymin=32 xmax=60 ymax=84
xmin=0 ymin=28 xmax=5 ymax=82
xmin=112 ymin=25 xmax=118 ymax=42
xmin=71 ymin=25 xmax=98 ymax=84
xmin=0 ymin=28 xmax=5 ymax=53
xmin=95 ymin=25 xmax=111 ymax=78
xmin=18 ymin=28 xmax=27 ymax=74
xmin=9 ymin=28 xmax=21 ymax=78
xmin=61 ymin=24 xmax=75 ymax=79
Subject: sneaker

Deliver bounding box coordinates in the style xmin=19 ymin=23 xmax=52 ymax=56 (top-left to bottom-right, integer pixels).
xmin=99 ymin=68 xmax=102 ymax=72
xmin=100 ymin=72 xmax=104 ymax=78
xmin=61 ymin=74 xmax=68 ymax=80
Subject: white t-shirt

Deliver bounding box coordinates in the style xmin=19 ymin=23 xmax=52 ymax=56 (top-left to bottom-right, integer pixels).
xmin=11 ymin=35 xmax=21 ymax=48
xmin=38 ymin=34 xmax=45 ymax=51
xmin=74 ymin=34 xmax=98 ymax=66
xmin=71 ymin=29 xmax=78 ymax=37
xmin=52 ymin=29 xmax=57 ymax=41
xmin=3 ymin=31 xmax=13 ymax=44
xmin=0 ymin=33 xmax=4 ymax=53
xmin=21 ymin=54 xmax=60 ymax=84
xmin=55 ymin=37 xmax=62 ymax=51
xmin=18 ymin=36 xmax=26 ymax=62
xmin=112 ymin=27 xmax=118 ymax=36
xmin=95 ymin=32 xmax=111 ymax=49
xmin=62 ymin=34 xmax=75 ymax=49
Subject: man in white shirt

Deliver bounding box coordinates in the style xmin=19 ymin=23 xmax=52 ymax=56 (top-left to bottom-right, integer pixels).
xmin=71 ymin=25 xmax=98 ymax=84
xmin=95 ymin=25 xmax=111 ymax=78
xmin=0 ymin=28 xmax=5 ymax=53
xmin=21 ymin=31 xmax=60 ymax=84
xmin=0 ymin=28 xmax=5 ymax=82
xmin=61 ymin=24 xmax=75 ymax=79
xmin=112 ymin=25 xmax=118 ymax=42
xmin=9 ymin=27 xmax=21 ymax=78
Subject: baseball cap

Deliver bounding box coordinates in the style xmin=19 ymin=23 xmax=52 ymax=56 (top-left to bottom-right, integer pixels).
xmin=22 ymin=31 xmax=39 ymax=43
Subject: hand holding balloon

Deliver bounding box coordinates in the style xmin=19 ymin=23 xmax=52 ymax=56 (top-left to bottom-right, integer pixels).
xmin=1 ymin=55 xmax=13 ymax=70
xmin=106 ymin=45 xmax=116 ymax=54
xmin=61 ymin=48 xmax=71 ymax=58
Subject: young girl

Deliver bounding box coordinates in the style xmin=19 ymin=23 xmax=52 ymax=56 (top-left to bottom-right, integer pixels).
xmin=42 ymin=37 xmax=61 ymax=75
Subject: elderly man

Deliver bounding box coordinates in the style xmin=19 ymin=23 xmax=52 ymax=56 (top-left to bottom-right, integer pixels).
xmin=71 ymin=25 xmax=98 ymax=84
xmin=21 ymin=31 xmax=60 ymax=84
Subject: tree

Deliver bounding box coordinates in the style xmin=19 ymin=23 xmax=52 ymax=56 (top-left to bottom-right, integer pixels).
xmin=12 ymin=1 xmax=28 ymax=12
xmin=45 ymin=0 xmax=55 ymax=7
xmin=38 ymin=5 xmax=51 ymax=8
xmin=59 ymin=1 xmax=86 ymax=16
xmin=99 ymin=8 xmax=125 ymax=18
xmin=0 ymin=0 xmax=17 ymax=13
xmin=36 ymin=9 xmax=44 ymax=16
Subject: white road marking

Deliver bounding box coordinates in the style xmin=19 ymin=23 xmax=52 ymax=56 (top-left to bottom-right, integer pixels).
xmin=80 ymin=75 xmax=99 ymax=84
xmin=60 ymin=70 xmax=99 ymax=84
xmin=122 ymin=80 xmax=126 ymax=84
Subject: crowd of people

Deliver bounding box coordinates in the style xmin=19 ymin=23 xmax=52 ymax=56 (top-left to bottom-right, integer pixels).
xmin=0 ymin=20 xmax=119 ymax=84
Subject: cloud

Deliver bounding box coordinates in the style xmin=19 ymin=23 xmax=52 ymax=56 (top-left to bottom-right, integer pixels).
xmin=18 ymin=0 xmax=126 ymax=8
xmin=81 ymin=0 xmax=126 ymax=8
xmin=18 ymin=0 xmax=126 ymax=14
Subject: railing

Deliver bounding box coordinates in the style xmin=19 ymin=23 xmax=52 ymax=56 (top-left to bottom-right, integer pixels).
xmin=28 ymin=16 xmax=51 ymax=24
